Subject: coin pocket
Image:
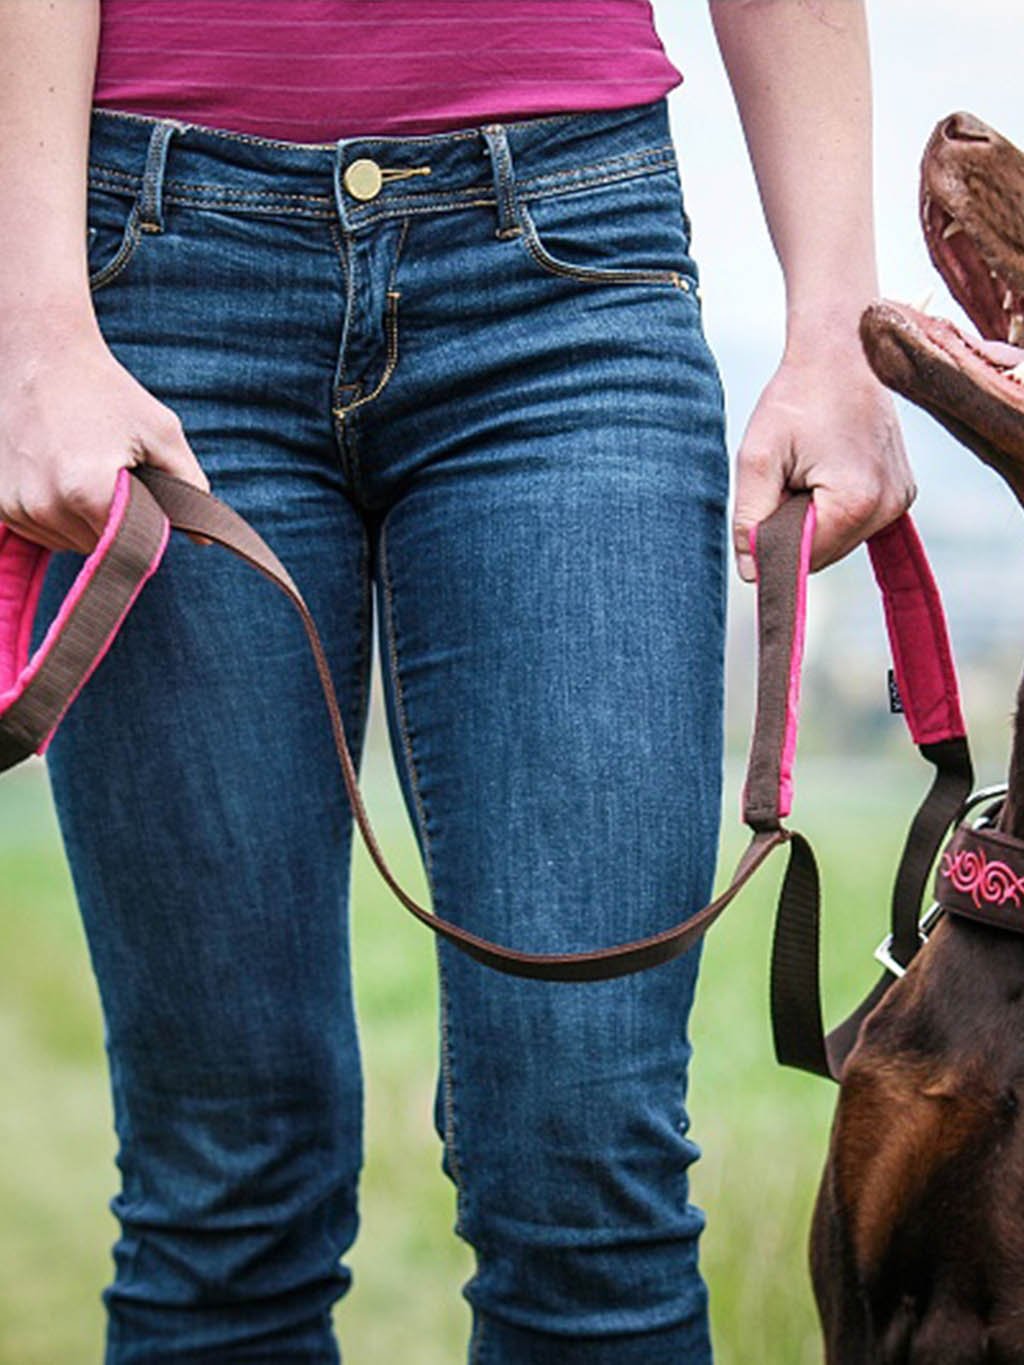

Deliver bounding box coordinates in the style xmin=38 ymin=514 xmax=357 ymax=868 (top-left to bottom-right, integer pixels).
xmin=85 ymin=184 xmax=145 ymax=292
xmin=514 ymin=167 xmax=699 ymax=296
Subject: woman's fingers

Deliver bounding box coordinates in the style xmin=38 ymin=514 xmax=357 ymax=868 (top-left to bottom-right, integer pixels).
xmin=0 ymin=327 xmax=216 ymax=555
xmin=732 ymin=432 xmax=790 ymax=582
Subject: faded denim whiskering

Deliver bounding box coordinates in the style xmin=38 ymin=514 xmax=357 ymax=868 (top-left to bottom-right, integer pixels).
xmin=33 ymin=94 xmax=729 ymax=1364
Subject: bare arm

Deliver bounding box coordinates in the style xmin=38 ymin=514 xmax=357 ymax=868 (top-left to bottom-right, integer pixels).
xmin=0 ymin=0 xmax=208 ymax=553
xmin=709 ymin=0 xmax=913 ymax=579
xmin=0 ymin=0 xmax=99 ymax=323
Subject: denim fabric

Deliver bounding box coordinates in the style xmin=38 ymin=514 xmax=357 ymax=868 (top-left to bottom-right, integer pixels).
xmin=32 ymin=95 xmax=729 ymax=1363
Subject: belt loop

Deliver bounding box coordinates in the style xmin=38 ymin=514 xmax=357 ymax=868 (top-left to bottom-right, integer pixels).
xmin=332 ymin=138 xmax=354 ymax=234
xmin=481 ymin=124 xmax=522 ymax=240
xmin=137 ymin=117 xmax=189 ymax=234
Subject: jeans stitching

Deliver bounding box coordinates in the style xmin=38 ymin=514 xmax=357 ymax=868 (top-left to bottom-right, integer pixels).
xmin=328 ymin=219 xmax=361 ymax=495
xmin=88 ymin=200 xmax=146 ymax=293
xmin=354 ymin=519 xmax=373 ymax=755
xmin=85 ymin=156 xmax=678 ymax=223
xmin=338 ymin=158 xmax=677 ymax=226
xmin=516 ymin=199 xmax=694 ymax=293
xmin=378 ymin=520 xmax=471 ymax=1236
xmin=90 ymin=164 xmax=336 ymax=203
xmin=331 ymin=217 xmax=408 ymax=421
xmin=481 ymin=125 xmax=519 ymax=237
xmin=92 ymin=141 xmax=670 ymax=195
xmin=514 ymin=142 xmax=675 ymax=187
xmin=330 ymin=291 xmax=401 ymax=421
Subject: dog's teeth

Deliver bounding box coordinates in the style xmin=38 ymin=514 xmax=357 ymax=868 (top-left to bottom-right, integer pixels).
xmin=1008 ymin=362 xmax=1024 ymax=384
xmin=913 ymin=288 xmax=936 ymax=314
xmin=1010 ymin=314 xmax=1024 ymax=345
xmin=942 ymin=219 xmax=963 ymax=240
xmin=1005 ymin=290 xmax=1017 ymax=311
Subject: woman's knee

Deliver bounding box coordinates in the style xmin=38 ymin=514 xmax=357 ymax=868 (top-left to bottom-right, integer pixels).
xmin=104 ymin=1054 xmax=362 ymax=1312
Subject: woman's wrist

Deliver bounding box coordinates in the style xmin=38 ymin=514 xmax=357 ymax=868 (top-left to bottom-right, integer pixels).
xmin=0 ymin=289 xmax=100 ymax=359
xmin=783 ymin=289 xmax=882 ymax=369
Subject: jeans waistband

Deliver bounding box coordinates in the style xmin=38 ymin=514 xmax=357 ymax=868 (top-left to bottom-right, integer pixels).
xmin=86 ymin=97 xmax=679 ymax=233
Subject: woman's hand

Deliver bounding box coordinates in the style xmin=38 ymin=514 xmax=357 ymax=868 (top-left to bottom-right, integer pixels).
xmin=732 ymin=336 xmax=916 ymax=582
xmin=0 ymin=306 xmax=211 ymax=554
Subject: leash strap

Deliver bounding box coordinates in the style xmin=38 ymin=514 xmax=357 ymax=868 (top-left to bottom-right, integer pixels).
xmin=0 ymin=468 xmax=972 ymax=1026
xmin=0 ymin=466 xmax=806 ymax=979
xmin=0 ymin=471 xmax=169 ymax=770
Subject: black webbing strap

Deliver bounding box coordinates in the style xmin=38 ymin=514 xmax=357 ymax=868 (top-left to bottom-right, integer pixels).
xmin=769 ymin=717 xmax=973 ymax=1080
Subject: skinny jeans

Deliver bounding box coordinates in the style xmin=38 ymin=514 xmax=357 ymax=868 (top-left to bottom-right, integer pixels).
xmin=32 ymin=94 xmax=729 ymax=1363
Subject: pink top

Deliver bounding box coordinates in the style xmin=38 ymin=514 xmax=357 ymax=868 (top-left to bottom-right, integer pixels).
xmin=92 ymin=0 xmax=683 ymax=142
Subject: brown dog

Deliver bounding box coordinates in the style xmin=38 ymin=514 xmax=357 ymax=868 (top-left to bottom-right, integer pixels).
xmin=812 ymin=113 xmax=1024 ymax=1363
xmin=810 ymin=794 xmax=1024 ymax=1361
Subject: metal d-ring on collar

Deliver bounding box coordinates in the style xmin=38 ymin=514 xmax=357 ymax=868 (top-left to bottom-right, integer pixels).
xmin=873 ymin=781 xmax=1010 ymax=978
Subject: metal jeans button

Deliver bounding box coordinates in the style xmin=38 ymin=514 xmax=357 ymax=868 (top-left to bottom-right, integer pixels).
xmin=343 ymin=158 xmax=383 ymax=201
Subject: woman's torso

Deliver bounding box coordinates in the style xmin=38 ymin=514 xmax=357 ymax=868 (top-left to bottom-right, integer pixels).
xmin=91 ymin=0 xmax=683 ymax=143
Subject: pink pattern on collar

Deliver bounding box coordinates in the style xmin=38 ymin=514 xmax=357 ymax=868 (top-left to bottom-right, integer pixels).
xmin=941 ymin=845 xmax=1024 ymax=909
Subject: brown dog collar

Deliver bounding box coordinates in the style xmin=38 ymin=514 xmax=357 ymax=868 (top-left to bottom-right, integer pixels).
xmin=936 ymin=820 xmax=1024 ymax=934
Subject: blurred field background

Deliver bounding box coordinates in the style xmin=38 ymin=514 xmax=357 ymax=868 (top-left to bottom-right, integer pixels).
xmin=0 ymin=690 xmax=954 ymax=1364
xmin=4 ymin=1 xmax=1024 ymax=1362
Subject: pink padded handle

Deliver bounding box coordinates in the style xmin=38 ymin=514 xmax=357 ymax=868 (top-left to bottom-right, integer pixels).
xmin=867 ymin=514 xmax=967 ymax=746
xmin=743 ymin=497 xmax=966 ymax=831
xmin=0 ymin=466 xmax=169 ymax=765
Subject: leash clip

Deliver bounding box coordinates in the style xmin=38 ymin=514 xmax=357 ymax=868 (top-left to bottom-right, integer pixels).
xmin=873 ymin=902 xmax=944 ymax=979
xmin=872 ymin=781 xmax=1009 ymax=978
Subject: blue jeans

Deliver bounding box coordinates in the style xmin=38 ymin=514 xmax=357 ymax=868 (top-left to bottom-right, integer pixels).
xmin=33 ymin=96 xmax=729 ymax=1363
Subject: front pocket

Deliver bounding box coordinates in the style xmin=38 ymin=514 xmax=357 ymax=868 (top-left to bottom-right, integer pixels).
xmin=513 ymin=168 xmax=699 ymax=296
xmin=85 ymin=183 xmax=146 ymax=293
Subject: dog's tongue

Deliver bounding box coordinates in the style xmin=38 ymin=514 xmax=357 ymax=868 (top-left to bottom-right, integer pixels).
xmin=971 ymin=336 xmax=1024 ymax=367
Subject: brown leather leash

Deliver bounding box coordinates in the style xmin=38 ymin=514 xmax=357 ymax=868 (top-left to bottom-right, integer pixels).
xmin=0 ymin=465 xmax=978 ymax=1077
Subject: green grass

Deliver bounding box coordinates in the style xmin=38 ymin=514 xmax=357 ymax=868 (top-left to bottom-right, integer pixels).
xmin=0 ymin=731 xmax=938 ymax=1363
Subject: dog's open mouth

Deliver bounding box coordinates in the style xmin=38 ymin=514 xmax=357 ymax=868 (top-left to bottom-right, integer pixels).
xmin=922 ymin=192 xmax=1024 ymax=346
xmin=870 ymin=302 xmax=1024 ymax=397
xmin=861 ymin=112 xmax=1024 ymax=501
xmin=920 ymin=111 xmax=1024 ymax=346
xmin=861 ymin=302 xmax=1024 ymax=500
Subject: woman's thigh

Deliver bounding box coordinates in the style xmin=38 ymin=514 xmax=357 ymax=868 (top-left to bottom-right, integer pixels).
xmin=364 ymin=155 xmax=730 ymax=1359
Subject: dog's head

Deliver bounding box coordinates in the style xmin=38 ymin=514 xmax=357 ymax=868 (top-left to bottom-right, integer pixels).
xmin=860 ymin=112 xmax=1024 ymax=505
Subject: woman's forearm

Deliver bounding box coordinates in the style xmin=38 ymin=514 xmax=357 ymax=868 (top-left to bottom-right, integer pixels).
xmin=708 ymin=0 xmax=878 ymax=357
xmin=0 ymin=0 xmax=100 ymax=327
xmin=710 ymin=0 xmax=914 ymax=579
xmin=0 ymin=0 xmax=211 ymax=554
